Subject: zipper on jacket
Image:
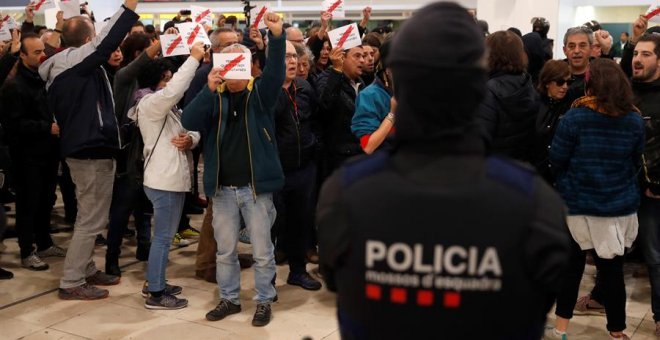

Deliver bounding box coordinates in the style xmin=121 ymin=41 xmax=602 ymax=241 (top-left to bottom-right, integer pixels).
xmin=293 ymin=112 xmax=301 ymax=167
xmin=215 ymin=94 xmax=223 ymax=197
xmin=263 ymin=128 xmax=272 ymax=143
xmin=97 ymin=102 xmax=104 ymax=128
xmin=244 ymin=90 xmax=257 ymax=200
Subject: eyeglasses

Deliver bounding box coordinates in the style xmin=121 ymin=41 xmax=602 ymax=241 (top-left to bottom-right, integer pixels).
xmin=285 ymin=53 xmax=298 ymax=61
xmin=553 ymin=78 xmax=573 ymax=86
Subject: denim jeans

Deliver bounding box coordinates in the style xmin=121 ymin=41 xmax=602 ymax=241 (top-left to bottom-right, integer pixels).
xmin=144 ymin=186 xmax=185 ymax=293
xmin=60 ymin=158 xmax=115 ymax=289
xmin=639 ymin=195 xmax=660 ymax=321
xmin=213 ymin=185 xmax=276 ymax=304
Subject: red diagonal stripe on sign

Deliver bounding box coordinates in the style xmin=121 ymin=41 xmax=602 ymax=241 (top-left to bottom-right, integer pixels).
xmin=195 ymin=9 xmax=211 ymax=23
xmin=2 ymin=16 xmax=9 ymax=22
xmin=327 ymin=0 xmax=342 ymax=14
xmin=219 ymin=54 xmax=246 ymax=77
xmin=252 ymin=6 xmax=267 ymax=29
xmin=647 ymin=7 xmax=660 ymax=20
xmin=337 ymin=25 xmax=354 ymax=49
xmin=166 ymin=36 xmax=183 ymax=55
xmin=187 ymin=25 xmax=201 ymax=45
xmin=34 ymin=0 xmax=47 ymax=11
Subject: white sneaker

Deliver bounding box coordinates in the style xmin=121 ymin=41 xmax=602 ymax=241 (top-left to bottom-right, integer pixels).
xmin=543 ymin=327 xmax=568 ymax=340
xmin=37 ymin=245 xmax=67 ymax=258
xmin=21 ymin=253 xmax=49 ymax=271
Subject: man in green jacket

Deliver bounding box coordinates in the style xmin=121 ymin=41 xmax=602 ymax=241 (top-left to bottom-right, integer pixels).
xmin=182 ymin=12 xmax=285 ymax=327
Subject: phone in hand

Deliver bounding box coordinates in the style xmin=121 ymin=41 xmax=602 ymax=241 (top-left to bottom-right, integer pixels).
xmin=179 ymin=10 xmax=191 ymax=16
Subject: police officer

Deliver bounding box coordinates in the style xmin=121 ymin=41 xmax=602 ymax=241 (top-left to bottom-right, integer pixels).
xmin=316 ymin=3 xmax=571 ymax=339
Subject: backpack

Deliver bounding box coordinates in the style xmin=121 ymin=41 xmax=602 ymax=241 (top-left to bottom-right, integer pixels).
xmin=124 ymin=107 xmax=167 ymax=188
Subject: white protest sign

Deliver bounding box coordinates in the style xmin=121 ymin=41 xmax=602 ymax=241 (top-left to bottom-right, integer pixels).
xmin=58 ymin=0 xmax=80 ymax=20
xmin=322 ymin=0 xmax=345 ymax=19
xmin=645 ymin=2 xmax=660 ymax=26
xmin=192 ymin=5 xmax=213 ymax=26
xmin=160 ymin=34 xmax=189 ymax=57
xmin=32 ymin=0 xmax=57 ymax=12
xmin=328 ymin=23 xmax=361 ymax=50
xmin=1 ymin=15 xmax=17 ymax=30
xmin=0 ymin=23 xmax=10 ymax=41
xmin=213 ymin=53 xmax=252 ymax=80
xmin=176 ymin=22 xmax=212 ymax=47
xmin=250 ymin=3 xmax=270 ymax=29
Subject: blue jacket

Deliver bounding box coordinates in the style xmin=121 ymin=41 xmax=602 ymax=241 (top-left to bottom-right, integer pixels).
xmin=182 ymin=32 xmax=286 ymax=197
xmin=39 ymin=5 xmax=138 ymax=158
xmin=551 ymin=107 xmax=645 ymax=216
xmin=351 ymin=78 xmax=391 ymax=139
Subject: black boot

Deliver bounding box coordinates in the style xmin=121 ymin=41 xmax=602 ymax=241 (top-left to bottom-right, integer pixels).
xmin=136 ymin=241 xmax=151 ymax=261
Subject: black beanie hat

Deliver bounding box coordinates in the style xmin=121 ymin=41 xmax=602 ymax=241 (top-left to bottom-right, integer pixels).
xmin=388 ymin=1 xmax=487 ymax=143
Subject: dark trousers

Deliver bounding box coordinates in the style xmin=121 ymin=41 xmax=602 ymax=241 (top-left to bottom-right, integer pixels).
xmin=638 ymin=196 xmax=660 ymax=321
xmin=273 ymin=163 xmax=316 ymax=274
xmin=107 ymin=175 xmax=151 ymax=258
xmin=58 ymin=160 xmax=77 ymax=222
xmin=14 ymin=159 xmax=58 ymax=258
xmin=555 ymin=237 xmax=626 ymax=332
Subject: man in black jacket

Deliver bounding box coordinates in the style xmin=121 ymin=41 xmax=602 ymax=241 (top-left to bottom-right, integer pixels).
xmin=0 ymin=33 xmax=65 ymax=272
xmin=272 ymin=40 xmax=322 ymax=291
xmin=317 ymin=3 xmax=570 ymax=339
xmin=315 ymin=43 xmax=365 ymax=180
xmin=39 ymin=0 xmax=139 ymax=301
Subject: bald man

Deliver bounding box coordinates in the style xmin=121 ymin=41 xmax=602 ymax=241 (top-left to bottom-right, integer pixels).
xmin=286 ymin=27 xmax=305 ymax=44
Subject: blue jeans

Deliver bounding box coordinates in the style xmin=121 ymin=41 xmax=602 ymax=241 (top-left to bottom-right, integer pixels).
xmin=144 ymin=186 xmax=185 ymax=293
xmin=639 ymin=195 xmax=660 ymax=321
xmin=213 ymin=185 xmax=276 ymax=304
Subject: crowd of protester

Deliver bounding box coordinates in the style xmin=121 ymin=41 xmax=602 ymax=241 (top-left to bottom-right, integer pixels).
xmin=0 ymin=0 xmax=660 ymax=337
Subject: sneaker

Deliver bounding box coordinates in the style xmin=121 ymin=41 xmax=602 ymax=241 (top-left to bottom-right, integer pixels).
xmin=37 ymin=245 xmax=67 ymax=258
xmin=543 ymin=327 xmax=567 ymax=340
xmin=610 ymin=332 xmax=630 ymax=339
xmin=85 ymin=270 xmax=120 ymax=286
xmin=180 ymin=226 xmax=200 ymax=238
xmin=144 ymin=294 xmax=188 ymax=310
xmin=252 ymin=303 xmax=272 ymax=327
xmin=0 ymin=267 xmax=13 ymax=280
xmin=141 ymin=281 xmax=183 ymax=298
xmin=58 ymin=283 xmax=109 ymax=300
xmin=206 ymin=299 xmax=241 ymax=321
xmin=287 ymin=272 xmax=322 ymax=291
xmin=238 ymin=228 xmax=251 ymax=244
xmin=573 ymin=294 xmax=605 ymax=315
xmin=21 ymin=253 xmax=49 ymax=271
xmin=172 ymin=233 xmax=190 ymax=247
xmin=95 ymin=234 xmax=107 ymax=246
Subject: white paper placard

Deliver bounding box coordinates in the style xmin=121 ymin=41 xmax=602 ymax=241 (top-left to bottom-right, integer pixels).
xmin=212 ymin=53 xmax=252 ymax=80
xmin=32 ymin=0 xmax=57 ymax=12
xmin=0 ymin=23 xmax=11 ymax=41
xmin=1 ymin=15 xmax=17 ymax=30
xmin=646 ymin=2 xmax=660 ymax=26
xmin=160 ymin=34 xmax=189 ymax=57
xmin=176 ymin=22 xmax=212 ymax=47
xmin=58 ymin=0 xmax=80 ymax=20
xmin=192 ymin=5 xmax=213 ymax=26
xmin=328 ymin=23 xmax=360 ymax=50
xmin=250 ymin=3 xmax=270 ymax=29
xmin=322 ymin=0 xmax=345 ymax=19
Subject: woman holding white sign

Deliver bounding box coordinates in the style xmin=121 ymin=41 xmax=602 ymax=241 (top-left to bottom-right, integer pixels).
xmin=127 ymin=41 xmax=205 ymax=310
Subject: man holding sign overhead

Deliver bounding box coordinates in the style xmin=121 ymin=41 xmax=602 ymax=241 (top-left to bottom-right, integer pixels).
xmin=182 ymin=11 xmax=286 ymax=327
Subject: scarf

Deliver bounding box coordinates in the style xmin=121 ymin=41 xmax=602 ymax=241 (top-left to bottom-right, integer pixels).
xmin=571 ymin=95 xmax=608 ymax=115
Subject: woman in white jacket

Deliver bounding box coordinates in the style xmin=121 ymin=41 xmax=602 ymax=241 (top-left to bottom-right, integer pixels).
xmin=129 ymin=42 xmax=205 ymax=310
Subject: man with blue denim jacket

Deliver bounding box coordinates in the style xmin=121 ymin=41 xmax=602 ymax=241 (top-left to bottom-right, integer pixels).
xmin=182 ymin=12 xmax=285 ymax=327
xmin=39 ymin=0 xmax=139 ymax=301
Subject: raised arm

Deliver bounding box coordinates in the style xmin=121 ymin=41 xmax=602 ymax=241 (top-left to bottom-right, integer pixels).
xmin=256 ymin=13 xmax=286 ymax=111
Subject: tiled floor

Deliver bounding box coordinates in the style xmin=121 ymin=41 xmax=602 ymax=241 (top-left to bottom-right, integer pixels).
xmin=0 ymin=206 xmax=658 ymax=339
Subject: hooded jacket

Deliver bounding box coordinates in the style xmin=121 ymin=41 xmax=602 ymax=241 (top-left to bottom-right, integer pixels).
xmin=477 ymin=72 xmax=539 ymax=163
xmin=38 ymin=5 xmax=139 ymax=159
xmin=182 ymin=32 xmax=286 ymax=197
xmin=633 ymin=78 xmax=660 ymax=194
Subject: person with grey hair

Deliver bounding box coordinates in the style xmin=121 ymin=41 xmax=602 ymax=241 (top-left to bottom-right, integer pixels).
xmin=182 ymin=12 xmax=286 ymax=327
xmin=294 ymin=43 xmax=315 ymax=83
xmin=563 ymin=26 xmax=595 ymax=104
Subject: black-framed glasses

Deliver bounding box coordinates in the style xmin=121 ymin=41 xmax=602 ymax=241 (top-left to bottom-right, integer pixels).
xmin=554 ymin=78 xmax=573 ymax=86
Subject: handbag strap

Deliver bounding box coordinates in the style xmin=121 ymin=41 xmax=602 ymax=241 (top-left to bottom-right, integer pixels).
xmin=137 ymin=106 xmax=168 ymax=171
